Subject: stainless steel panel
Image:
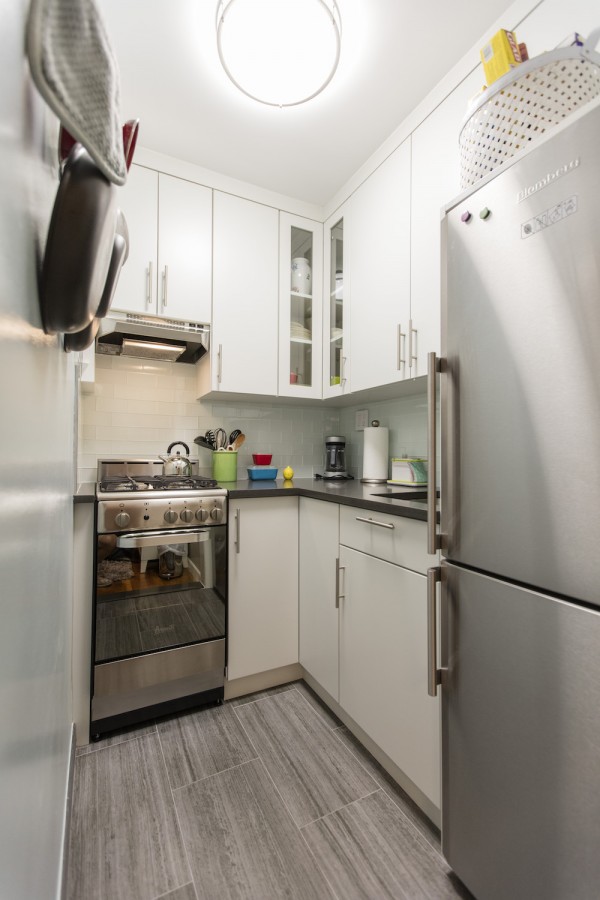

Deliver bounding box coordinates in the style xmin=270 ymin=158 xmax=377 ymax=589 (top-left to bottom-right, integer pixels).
xmin=441 ymin=562 xmax=600 ymax=900
xmin=92 ymin=639 xmax=225 ymax=721
xmin=116 ymin=529 xmax=210 ymax=548
xmin=98 ymin=496 xmax=227 ymax=531
xmin=442 ymin=102 xmax=600 ymax=605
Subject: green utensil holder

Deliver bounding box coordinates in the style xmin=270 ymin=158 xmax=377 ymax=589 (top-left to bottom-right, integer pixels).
xmin=212 ymin=450 xmax=237 ymax=482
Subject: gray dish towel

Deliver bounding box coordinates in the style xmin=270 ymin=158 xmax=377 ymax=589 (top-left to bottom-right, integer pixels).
xmin=26 ymin=0 xmax=126 ymax=185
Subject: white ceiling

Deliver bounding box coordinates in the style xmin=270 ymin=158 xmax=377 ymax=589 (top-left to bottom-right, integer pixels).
xmin=99 ymin=0 xmax=512 ymax=206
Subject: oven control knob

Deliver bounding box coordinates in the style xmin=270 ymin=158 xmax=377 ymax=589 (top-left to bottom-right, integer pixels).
xmin=164 ymin=510 xmax=178 ymax=524
xmin=114 ymin=512 xmax=130 ymax=528
xmin=210 ymin=505 xmax=222 ymax=522
xmin=196 ymin=507 xmax=209 ymax=522
xmin=180 ymin=509 xmax=194 ymax=523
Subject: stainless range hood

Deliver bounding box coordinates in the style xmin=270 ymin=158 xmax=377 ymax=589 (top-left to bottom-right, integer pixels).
xmin=97 ymin=312 xmax=210 ymax=363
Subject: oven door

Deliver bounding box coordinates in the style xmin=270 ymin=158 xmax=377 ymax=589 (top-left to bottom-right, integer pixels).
xmin=92 ymin=524 xmax=227 ymax=731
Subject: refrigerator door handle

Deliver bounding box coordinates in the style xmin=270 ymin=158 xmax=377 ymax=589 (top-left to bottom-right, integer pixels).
xmin=427 ymin=351 xmax=442 ymax=554
xmin=427 ymin=565 xmax=443 ymax=696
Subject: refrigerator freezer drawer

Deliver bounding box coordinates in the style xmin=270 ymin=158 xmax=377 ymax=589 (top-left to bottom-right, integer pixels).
xmin=442 ymin=562 xmax=600 ymax=900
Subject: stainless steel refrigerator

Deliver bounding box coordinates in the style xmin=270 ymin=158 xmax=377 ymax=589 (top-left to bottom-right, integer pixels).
xmin=427 ymin=96 xmax=600 ymax=900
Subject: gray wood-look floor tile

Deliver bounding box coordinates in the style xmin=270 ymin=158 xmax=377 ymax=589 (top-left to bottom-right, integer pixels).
xmin=157 ymin=704 xmax=257 ymax=789
xmin=293 ymin=681 xmax=343 ymax=728
xmin=234 ymin=689 xmax=377 ymax=827
xmin=76 ymin=722 xmax=157 ymax=757
xmin=302 ymin=789 xmax=472 ymax=900
xmin=182 ymin=589 xmax=225 ymax=639
xmin=137 ymin=604 xmax=200 ymax=651
xmin=228 ymin=681 xmax=297 ymax=707
xmin=154 ymin=883 xmax=197 ymax=900
xmin=334 ymin=724 xmax=441 ymax=851
xmin=95 ymin=611 xmax=143 ymax=661
xmin=68 ymin=734 xmax=190 ymax=900
xmin=174 ymin=758 xmax=335 ymax=900
xmin=96 ymin=594 xmax=137 ymax=619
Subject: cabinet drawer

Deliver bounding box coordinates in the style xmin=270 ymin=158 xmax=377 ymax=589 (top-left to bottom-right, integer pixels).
xmin=339 ymin=505 xmax=433 ymax=573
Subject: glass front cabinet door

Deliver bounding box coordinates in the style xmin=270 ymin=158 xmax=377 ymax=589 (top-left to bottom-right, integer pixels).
xmin=278 ymin=213 xmax=323 ymax=399
xmin=323 ymin=211 xmax=348 ymax=397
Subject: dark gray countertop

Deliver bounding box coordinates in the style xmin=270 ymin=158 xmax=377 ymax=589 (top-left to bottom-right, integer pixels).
xmin=226 ymin=477 xmax=432 ymax=521
xmin=75 ymin=477 xmax=435 ymax=520
xmin=74 ymin=482 xmax=96 ymax=503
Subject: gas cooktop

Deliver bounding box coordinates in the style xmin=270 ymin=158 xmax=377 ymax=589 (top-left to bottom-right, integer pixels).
xmin=99 ymin=475 xmax=219 ymax=493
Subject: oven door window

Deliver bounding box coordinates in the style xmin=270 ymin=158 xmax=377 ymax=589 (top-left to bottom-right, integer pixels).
xmin=95 ymin=527 xmax=226 ymax=663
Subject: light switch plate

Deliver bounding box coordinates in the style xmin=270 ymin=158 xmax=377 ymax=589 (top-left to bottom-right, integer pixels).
xmin=355 ymin=409 xmax=369 ymax=431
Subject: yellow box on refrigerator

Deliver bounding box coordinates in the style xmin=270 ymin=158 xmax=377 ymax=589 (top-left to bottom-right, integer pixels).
xmin=480 ymin=29 xmax=522 ymax=86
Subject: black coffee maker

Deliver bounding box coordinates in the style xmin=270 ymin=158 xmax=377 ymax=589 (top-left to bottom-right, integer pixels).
xmin=320 ymin=435 xmax=353 ymax=480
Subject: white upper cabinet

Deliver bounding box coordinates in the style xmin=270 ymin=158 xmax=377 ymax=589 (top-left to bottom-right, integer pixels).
xmin=348 ymin=139 xmax=412 ymax=392
xmin=208 ymin=191 xmax=279 ymax=396
xmin=278 ymin=213 xmax=323 ymax=399
xmin=322 ymin=208 xmax=349 ymax=398
xmin=157 ymin=174 xmax=212 ymax=323
xmin=410 ymin=69 xmax=482 ymax=371
xmin=112 ymin=165 xmax=212 ymax=323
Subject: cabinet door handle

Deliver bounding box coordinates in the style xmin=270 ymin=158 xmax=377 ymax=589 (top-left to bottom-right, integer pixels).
xmin=341 ymin=355 xmax=347 ymax=384
xmin=217 ymin=344 xmax=223 ymax=384
xmin=335 ymin=557 xmax=345 ymax=608
xmin=146 ymin=261 xmax=153 ymax=306
xmin=427 ymin=566 xmax=442 ymax=696
xmin=162 ymin=264 xmax=169 ymax=308
xmin=355 ymin=515 xmax=395 ymax=530
xmin=234 ymin=508 xmax=240 ymax=553
xmin=408 ymin=318 xmax=418 ymax=369
xmin=397 ymin=323 xmax=406 ymax=370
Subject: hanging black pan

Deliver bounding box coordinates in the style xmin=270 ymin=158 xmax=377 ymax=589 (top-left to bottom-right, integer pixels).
xmin=63 ymin=211 xmax=129 ymax=352
xmin=41 ymin=143 xmax=116 ymax=334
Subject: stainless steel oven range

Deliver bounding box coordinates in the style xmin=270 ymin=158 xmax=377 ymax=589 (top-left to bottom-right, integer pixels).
xmin=91 ymin=459 xmax=227 ymax=740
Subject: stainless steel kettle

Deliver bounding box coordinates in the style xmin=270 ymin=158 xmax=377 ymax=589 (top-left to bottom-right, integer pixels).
xmin=160 ymin=441 xmax=192 ymax=476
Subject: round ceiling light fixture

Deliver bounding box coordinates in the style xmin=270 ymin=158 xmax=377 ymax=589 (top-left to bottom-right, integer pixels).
xmin=216 ymin=0 xmax=342 ymax=108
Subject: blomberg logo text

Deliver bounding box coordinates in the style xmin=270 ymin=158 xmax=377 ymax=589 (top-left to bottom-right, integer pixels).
xmin=517 ymin=158 xmax=580 ymax=203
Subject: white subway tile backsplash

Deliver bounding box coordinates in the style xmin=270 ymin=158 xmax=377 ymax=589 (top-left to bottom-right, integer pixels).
xmin=77 ymin=356 xmax=430 ymax=485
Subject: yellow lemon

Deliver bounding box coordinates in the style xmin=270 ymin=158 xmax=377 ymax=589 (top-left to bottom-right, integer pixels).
xmin=283 ymin=466 xmax=294 ymax=480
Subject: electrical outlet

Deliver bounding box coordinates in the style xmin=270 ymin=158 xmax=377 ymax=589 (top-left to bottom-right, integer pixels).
xmin=355 ymin=409 xmax=369 ymax=431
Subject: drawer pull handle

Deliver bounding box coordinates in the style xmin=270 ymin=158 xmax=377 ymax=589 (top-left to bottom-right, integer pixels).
xmin=355 ymin=516 xmax=395 ymax=530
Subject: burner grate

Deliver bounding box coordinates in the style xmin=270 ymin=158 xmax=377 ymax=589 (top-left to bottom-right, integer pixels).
xmin=99 ymin=474 xmax=219 ymax=493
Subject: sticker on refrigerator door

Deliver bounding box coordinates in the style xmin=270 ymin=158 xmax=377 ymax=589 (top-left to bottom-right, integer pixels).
xmin=521 ymin=195 xmax=578 ymax=239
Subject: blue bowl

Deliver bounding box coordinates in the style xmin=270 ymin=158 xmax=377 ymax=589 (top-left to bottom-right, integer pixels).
xmin=247 ymin=466 xmax=278 ymax=481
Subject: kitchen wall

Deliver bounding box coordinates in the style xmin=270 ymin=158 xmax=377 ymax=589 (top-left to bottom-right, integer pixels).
xmin=340 ymin=393 xmax=430 ymax=479
xmin=79 ymin=354 xmax=342 ymax=480
xmin=0 ymin=3 xmax=76 ymax=899
xmin=79 ymin=356 xmax=430 ymax=481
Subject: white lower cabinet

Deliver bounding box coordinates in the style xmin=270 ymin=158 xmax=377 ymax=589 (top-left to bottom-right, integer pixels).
xmin=299 ymin=499 xmax=441 ymax=814
xmin=338 ymin=543 xmax=440 ymax=810
xmin=299 ymin=498 xmax=340 ymax=700
xmin=227 ymin=498 xmax=298 ymax=681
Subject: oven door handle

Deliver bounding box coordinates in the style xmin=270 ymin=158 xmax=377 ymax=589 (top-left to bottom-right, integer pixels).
xmin=116 ymin=530 xmax=210 ymax=548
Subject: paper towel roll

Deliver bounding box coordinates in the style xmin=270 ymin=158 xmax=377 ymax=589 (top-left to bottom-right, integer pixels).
xmin=361 ymin=425 xmax=389 ymax=482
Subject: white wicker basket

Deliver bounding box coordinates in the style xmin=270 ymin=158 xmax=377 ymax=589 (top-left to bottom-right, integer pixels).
xmin=459 ymin=29 xmax=600 ymax=189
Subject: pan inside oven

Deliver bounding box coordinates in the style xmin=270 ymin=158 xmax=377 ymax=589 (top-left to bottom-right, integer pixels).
xmin=91 ymin=522 xmax=227 ymax=738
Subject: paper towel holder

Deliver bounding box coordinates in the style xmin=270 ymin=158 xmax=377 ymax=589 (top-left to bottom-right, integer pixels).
xmin=360 ymin=420 xmax=389 ymax=484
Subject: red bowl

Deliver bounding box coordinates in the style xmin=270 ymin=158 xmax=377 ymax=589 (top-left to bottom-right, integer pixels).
xmin=252 ymin=453 xmax=272 ymax=465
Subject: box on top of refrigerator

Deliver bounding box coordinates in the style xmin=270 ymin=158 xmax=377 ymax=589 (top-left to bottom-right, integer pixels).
xmin=480 ymin=29 xmax=522 ymax=85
